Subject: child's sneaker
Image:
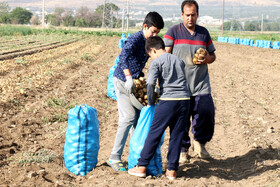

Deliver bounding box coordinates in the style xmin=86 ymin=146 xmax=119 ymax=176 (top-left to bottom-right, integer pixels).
xmin=107 ymin=160 xmax=127 ymax=171
xmin=166 ymin=169 xmax=176 ymax=180
xmin=128 ymin=166 xmax=146 ymax=177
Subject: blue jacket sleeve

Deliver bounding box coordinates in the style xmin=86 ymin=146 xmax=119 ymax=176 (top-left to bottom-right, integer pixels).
xmin=119 ymin=38 xmax=138 ymax=71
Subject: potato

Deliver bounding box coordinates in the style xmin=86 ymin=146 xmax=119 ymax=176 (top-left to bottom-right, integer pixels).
xmin=197 ymin=48 xmax=202 ymax=53
xmin=143 ymin=87 xmax=147 ymax=93
xmin=134 ymin=79 xmax=141 ymax=85
xmin=138 ymin=89 xmax=144 ymax=98
xmin=138 ymin=84 xmax=143 ymax=89
xmin=132 ymin=77 xmax=160 ymax=107
xmin=139 ymin=77 xmax=145 ymax=82
xmin=193 ymin=57 xmax=198 ymax=64
xmin=193 ymin=48 xmax=206 ymax=64
xmin=200 ymin=48 xmax=207 ymax=55
xmin=144 ymin=95 xmax=147 ymax=100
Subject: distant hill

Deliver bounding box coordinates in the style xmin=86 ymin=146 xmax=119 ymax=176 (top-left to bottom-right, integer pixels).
xmin=5 ymin=0 xmax=280 ymax=21
xmin=132 ymin=4 xmax=280 ymax=21
xmin=6 ymin=0 xmax=280 ymax=9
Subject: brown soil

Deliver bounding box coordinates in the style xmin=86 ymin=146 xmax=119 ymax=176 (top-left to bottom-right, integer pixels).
xmin=0 ymin=37 xmax=83 ymax=60
xmin=0 ymin=36 xmax=279 ymax=187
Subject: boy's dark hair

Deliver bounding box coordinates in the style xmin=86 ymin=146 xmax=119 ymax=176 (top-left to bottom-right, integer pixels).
xmin=143 ymin=11 xmax=164 ymax=29
xmin=145 ymin=36 xmax=165 ymax=53
xmin=181 ymin=0 xmax=199 ymax=14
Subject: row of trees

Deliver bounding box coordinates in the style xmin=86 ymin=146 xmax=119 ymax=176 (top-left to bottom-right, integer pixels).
xmin=0 ymin=2 xmax=122 ymax=28
xmin=222 ymin=19 xmax=280 ymax=31
xmin=2 ymin=1 xmax=280 ymax=31
xmin=45 ymin=4 xmax=121 ymax=28
xmin=0 ymin=2 xmax=32 ymax=24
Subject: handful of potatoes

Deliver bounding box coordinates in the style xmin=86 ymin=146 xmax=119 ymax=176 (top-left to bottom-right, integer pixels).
xmin=193 ymin=48 xmax=207 ymax=64
xmin=133 ymin=77 xmax=159 ymax=106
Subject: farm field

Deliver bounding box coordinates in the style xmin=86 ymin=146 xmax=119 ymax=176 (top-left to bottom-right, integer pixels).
xmin=0 ymin=33 xmax=84 ymax=61
xmin=0 ymin=33 xmax=280 ymax=186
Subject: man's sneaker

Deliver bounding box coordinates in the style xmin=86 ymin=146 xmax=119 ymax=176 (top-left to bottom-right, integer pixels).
xmin=193 ymin=140 xmax=211 ymax=159
xmin=179 ymin=151 xmax=190 ymax=163
xmin=128 ymin=166 xmax=146 ymax=177
xmin=166 ymin=169 xmax=176 ymax=180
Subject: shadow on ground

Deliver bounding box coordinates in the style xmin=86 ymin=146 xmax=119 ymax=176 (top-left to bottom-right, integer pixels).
xmin=178 ymin=148 xmax=280 ymax=181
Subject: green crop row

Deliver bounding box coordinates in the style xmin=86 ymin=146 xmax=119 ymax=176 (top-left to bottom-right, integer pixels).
xmin=0 ymin=25 xmax=125 ymax=37
xmin=1 ymin=25 xmax=279 ymax=42
xmin=0 ymin=25 xmax=40 ymax=36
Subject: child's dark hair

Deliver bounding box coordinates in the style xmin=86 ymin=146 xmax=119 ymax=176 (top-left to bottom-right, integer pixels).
xmin=181 ymin=0 xmax=199 ymax=14
xmin=145 ymin=36 xmax=165 ymax=53
xmin=143 ymin=11 xmax=164 ymax=29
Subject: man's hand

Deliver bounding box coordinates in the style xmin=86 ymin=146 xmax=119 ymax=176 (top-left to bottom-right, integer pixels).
xmin=195 ymin=51 xmax=216 ymax=65
xmin=195 ymin=51 xmax=208 ymax=65
xmin=124 ymin=75 xmax=134 ymax=94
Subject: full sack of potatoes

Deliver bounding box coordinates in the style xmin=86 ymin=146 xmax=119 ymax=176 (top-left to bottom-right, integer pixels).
xmin=133 ymin=77 xmax=159 ymax=106
xmin=193 ymin=48 xmax=206 ymax=64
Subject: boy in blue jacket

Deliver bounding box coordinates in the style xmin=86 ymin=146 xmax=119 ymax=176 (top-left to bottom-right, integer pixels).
xmin=128 ymin=36 xmax=191 ymax=180
xmin=108 ymin=12 xmax=164 ymax=172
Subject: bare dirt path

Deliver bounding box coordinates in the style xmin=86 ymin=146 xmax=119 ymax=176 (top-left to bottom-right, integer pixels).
xmin=0 ymin=36 xmax=279 ymax=187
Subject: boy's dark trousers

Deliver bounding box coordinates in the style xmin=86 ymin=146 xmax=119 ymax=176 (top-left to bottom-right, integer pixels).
xmin=137 ymin=100 xmax=190 ymax=171
xmin=181 ymin=94 xmax=215 ymax=152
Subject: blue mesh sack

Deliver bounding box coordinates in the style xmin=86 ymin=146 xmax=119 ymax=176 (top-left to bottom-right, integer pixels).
xmin=114 ymin=56 xmax=119 ymax=66
xmin=128 ymin=105 xmax=164 ymax=176
xmin=118 ymin=33 xmax=127 ymax=48
xmin=64 ymin=104 xmax=100 ymax=176
xmin=118 ymin=39 xmax=125 ymax=49
xmin=107 ymin=66 xmax=117 ymax=100
xmin=107 ymin=56 xmax=119 ymax=100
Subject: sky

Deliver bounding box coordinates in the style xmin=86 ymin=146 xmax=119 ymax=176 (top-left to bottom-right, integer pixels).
xmin=3 ymin=0 xmax=280 ymax=10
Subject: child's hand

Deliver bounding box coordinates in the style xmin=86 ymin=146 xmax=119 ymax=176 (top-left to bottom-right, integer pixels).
xmin=125 ymin=75 xmax=134 ymax=94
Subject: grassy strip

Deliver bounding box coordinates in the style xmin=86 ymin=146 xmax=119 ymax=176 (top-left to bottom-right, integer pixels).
xmin=1 ymin=25 xmax=279 ymax=42
xmin=0 ymin=25 xmax=124 ymax=37
xmin=0 ymin=25 xmax=40 ymax=36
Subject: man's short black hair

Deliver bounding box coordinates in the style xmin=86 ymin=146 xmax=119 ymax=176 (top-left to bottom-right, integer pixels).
xmin=143 ymin=11 xmax=164 ymax=29
xmin=181 ymin=0 xmax=199 ymax=14
xmin=145 ymin=36 xmax=165 ymax=53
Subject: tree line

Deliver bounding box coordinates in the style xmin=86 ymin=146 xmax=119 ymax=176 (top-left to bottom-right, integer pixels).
xmin=221 ymin=19 xmax=280 ymax=31
xmin=0 ymin=2 xmax=32 ymax=24
xmin=0 ymin=2 xmax=121 ymax=28
xmin=1 ymin=2 xmax=279 ymax=31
